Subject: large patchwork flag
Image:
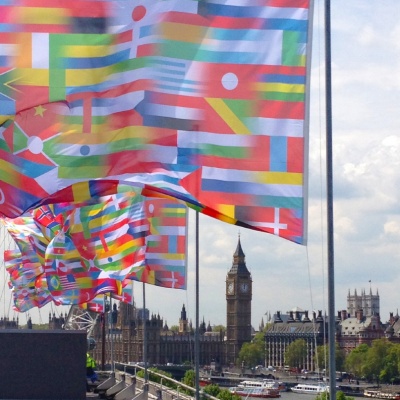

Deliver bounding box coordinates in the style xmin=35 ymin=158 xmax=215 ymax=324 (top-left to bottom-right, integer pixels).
xmin=4 ymin=250 xmax=54 ymax=312
xmin=43 ymin=231 xmax=120 ymax=305
xmin=45 ymin=187 xmax=188 ymax=289
xmin=0 ymin=0 xmax=313 ymax=244
xmin=1 ymin=212 xmax=113 ymax=308
xmin=33 ymin=187 xmax=187 ymax=304
xmin=80 ymin=280 xmax=134 ymax=313
xmin=1 ymin=188 xmax=187 ymax=308
xmin=1 ymin=217 xmax=55 ymax=311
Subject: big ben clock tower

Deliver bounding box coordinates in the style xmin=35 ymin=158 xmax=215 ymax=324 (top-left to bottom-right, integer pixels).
xmin=226 ymin=236 xmax=252 ymax=365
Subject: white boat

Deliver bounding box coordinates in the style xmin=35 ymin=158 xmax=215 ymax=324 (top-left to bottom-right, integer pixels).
xmin=229 ymin=379 xmax=281 ymax=398
xmin=364 ymin=390 xmax=400 ymax=400
xmin=249 ymin=379 xmax=287 ymax=392
xmin=291 ymin=382 xmax=329 ymax=394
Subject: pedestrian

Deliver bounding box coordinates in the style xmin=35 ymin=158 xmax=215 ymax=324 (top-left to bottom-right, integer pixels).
xmin=86 ymin=353 xmax=98 ymax=392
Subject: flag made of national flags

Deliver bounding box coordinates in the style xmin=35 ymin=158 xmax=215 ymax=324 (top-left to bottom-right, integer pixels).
xmin=44 ymin=230 xmax=120 ymax=305
xmin=79 ymin=294 xmax=105 ymax=313
xmin=0 ymin=185 xmax=186 ymax=308
xmin=111 ymin=279 xmax=134 ymax=305
xmin=141 ymin=200 xmax=187 ymax=289
xmin=5 ymin=250 xmax=42 ymax=287
xmin=11 ymin=275 xmax=56 ymax=312
xmin=54 ymin=186 xmax=188 ymax=289
xmin=35 ymin=186 xmax=187 ymax=303
xmin=0 ymin=0 xmax=313 ymax=245
xmin=1 ymin=216 xmax=46 ymax=261
xmin=32 ymin=204 xmax=63 ymax=241
xmin=1 ymin=216 xmax=56 ymax=311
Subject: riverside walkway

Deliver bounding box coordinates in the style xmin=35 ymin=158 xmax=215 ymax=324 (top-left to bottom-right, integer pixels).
xmin=86 ymin=364 xmax=216 ymax=400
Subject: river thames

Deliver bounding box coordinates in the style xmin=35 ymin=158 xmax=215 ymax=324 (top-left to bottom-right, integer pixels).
xmin=280 ymin=394 xmax=322 ymax=400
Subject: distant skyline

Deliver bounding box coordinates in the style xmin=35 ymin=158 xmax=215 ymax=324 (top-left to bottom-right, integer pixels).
xmin=2 ymin=1 xmax=400 ymax=329
xmin=0 ymin=215 xmax=393 ymax=329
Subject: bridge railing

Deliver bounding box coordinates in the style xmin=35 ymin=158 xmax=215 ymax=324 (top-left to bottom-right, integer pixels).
xmin=114 ymin=362 xmax=219 ymax=400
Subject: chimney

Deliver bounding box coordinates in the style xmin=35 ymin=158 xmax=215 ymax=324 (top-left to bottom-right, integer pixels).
xmin=275 ymin=311 xmax=282 ymax=323
xmin=316 ymin=311 xmax=324 ymax=322
xmin=341 ymin=310 xmax=347 ymax=321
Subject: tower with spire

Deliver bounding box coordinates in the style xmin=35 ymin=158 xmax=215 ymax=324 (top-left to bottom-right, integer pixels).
xmin=226 ymin=236 xmax=252 ymax=365
xmin=179 ymin=304 xmax=188 ymax=334
xmin=347 ymin=287 xmax=380 ymax=317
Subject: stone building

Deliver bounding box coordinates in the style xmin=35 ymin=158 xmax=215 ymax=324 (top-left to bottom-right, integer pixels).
xmin=347 ymin=288 xmax=380 ymax=318
xmin=93 ymin=238 xmax=252 ymax=367
xmin=264 ymin=309 xmax=327 ymax=371
xmin=336 ymin=288 xmax=384 ymax=354
xmin=91 ymin=237 xmax=251 ymax=367
xmin=384 ymin=312 xmax=400 ymax=343
xmin=226 ymin=237 xmax=252 ymax=364
xmin=336 ymin=308 xmax=384 ymax=354
xmin=87 ymin=239 xmax=395 ymax=369
xmin=91 ymin=302 xmax=226 ymax=366
xmin=264 ymin=289 xmax=388 ymax=366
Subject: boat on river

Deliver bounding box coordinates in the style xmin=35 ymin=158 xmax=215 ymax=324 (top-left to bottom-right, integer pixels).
xmin=229 ymin=379 xmax=281 ymax=398
xmin=364 ymin=389 xmax=400 ymax=400
xmin=291 ymin=382 xmax=329 ymax=394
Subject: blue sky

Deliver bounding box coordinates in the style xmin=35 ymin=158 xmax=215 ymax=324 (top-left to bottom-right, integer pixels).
xmin=2 ymin=1 xmax=400 ymax=329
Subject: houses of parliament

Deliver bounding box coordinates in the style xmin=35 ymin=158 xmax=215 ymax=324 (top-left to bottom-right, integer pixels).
xmin=43 ymin=238 xmax=400 ymax=369
xmin=90 ymin=237 xmax=253 ymax=367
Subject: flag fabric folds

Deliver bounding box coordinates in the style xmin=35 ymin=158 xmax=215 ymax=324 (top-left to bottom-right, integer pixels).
xmin=47 ymin=186 xmax=187 ymax=288
xmin=42 ymin=189 xmax=187 ymax=304
xmin=0 ymin=0 xmax=313 ymax=244
xmin=79 ymin=280 xmax=134 ymax=314
xmin=1 ymin=187 xmax=187 ymax=310
xmin=1 ymin=217 xmax=56 ymax=311
xmin=79 ymin=295 xmax=106 ymax=314
xmin=110 ymin=279 xmax=134 ymax=305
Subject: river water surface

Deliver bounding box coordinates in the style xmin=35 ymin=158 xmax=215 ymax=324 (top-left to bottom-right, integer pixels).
xmin=279 ymin=393 xmax=324 ymax=400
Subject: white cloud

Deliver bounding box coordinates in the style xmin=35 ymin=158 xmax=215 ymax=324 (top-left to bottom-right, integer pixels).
xmin=357 ymin=25 xmax=378 ymax=47
xmin=384 ymin=220 xmax=400 ymax=237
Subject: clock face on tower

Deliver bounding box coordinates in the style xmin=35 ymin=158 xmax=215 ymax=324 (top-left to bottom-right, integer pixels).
xmin=240 ymin=282 xmax=249 ymax=293
xmin=227 ymin=282 xmax=234 ymax=294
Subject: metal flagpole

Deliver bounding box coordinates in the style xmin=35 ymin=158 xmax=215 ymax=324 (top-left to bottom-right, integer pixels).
xmin=193 ymin=124 xmax=200 ymax=400
xmin=324 ymin=1 xmax=337 ymax=398
xmin=110 ymin=296 xmax=115 ymax=373
xmin=143 ymin=282 xmax=149 ymax=398
xmin=101 ymin=295 xmax=106 ymax=371
xmin=195 ymin=210 xmax=200 ymax=400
